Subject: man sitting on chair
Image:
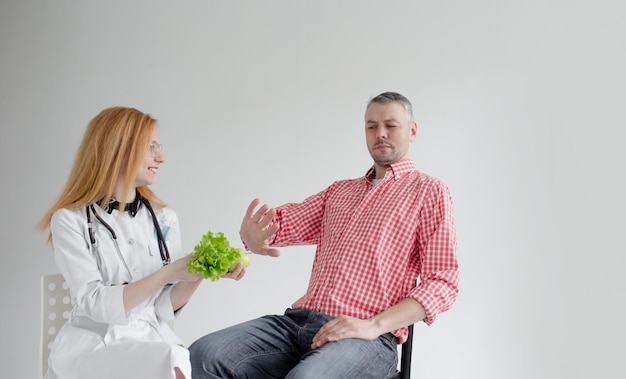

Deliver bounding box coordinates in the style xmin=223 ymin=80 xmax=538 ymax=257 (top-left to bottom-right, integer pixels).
xmin=190 ymin=91 xmax=459 ymax=379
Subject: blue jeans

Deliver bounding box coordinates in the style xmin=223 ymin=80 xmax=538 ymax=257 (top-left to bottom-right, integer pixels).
xmin=189 ymin=309 xmax=398 ymax=379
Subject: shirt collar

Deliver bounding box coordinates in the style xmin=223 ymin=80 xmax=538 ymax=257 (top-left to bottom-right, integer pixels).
xmin=366 ymin=159 xmax=417 ymax=182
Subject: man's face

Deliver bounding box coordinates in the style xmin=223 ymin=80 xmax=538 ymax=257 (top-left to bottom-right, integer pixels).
xmin=365 ymin=102 xmax=417 ymax=175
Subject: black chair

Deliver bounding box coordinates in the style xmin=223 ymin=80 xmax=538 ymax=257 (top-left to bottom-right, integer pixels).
xmin=390 ymin=324 xmax=414 ymax=379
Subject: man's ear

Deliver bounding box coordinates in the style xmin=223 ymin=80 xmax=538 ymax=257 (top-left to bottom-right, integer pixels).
xmin=409 ymin=121 xmax=418 ymax=141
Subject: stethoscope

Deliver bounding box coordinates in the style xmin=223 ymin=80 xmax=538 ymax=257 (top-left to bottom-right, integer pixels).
xmin=86 ymin=196 xmax=171 ymax=267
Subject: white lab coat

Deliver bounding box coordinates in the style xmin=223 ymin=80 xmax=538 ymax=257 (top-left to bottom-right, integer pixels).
xmin=45 ymin=203 xmax=190 ymax=379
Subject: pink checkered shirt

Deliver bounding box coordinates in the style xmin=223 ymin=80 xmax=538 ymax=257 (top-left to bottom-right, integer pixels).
xmin=270 ymin=159 xmax=458 ymax=344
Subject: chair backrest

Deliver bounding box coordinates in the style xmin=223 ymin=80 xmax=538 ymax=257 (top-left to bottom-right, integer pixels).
xmin=399 ymin=324 xmax=414 ymax=379
xmin=41 ymin=274 xmax=72 ymax=378
xmin=390 ymin=324 xmax=414 ymax=379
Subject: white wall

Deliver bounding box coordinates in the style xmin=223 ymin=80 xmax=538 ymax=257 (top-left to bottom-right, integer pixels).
xmin=1 ymin=1 xmax=625 ymax=378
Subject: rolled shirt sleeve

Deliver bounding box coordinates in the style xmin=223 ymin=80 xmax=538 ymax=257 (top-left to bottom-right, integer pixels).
xmin=408 ymin=180 xmax=458 ymax=325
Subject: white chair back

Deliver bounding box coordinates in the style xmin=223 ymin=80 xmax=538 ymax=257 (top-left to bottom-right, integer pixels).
xmin=41 ymin=274 xmax=72 ymax=378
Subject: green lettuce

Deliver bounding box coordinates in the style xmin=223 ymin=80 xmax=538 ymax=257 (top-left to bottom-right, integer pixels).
xmin=187 ymin=231 xmax=249 ymax=281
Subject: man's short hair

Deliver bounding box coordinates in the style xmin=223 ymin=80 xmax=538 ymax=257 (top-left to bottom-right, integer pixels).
xmin=368 ymin=92 xmax=413 ymax=121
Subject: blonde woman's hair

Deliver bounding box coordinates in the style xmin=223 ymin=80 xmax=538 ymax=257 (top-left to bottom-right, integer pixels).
xmin=38 ymin=106 xmax=166 ymax=243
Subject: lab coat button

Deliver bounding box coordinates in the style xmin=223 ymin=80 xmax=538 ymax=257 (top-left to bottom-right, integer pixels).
xmin=133 ymin=267 xmax=140 ymax=273
xmin=128 ymin=238 xmax=135 ymax=245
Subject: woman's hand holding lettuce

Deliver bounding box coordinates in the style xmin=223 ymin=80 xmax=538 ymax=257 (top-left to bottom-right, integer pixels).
xmin=187 ymin=231 xmax=250 ymax=281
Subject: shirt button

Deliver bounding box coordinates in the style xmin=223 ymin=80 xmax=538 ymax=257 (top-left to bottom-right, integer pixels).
xmin=128 ymin=239 xmax=135 ymax=245
xmin=133 ymin=267 xmax=140 ymax=273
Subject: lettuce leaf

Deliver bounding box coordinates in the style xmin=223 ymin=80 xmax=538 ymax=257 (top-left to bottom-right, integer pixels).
xmin=186 ymin=231 xmax=244 ymax=281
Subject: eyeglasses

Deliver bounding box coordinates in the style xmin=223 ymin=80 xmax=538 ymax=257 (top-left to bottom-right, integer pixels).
xmin=148 ymin=142 xmax=163 ymax=156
